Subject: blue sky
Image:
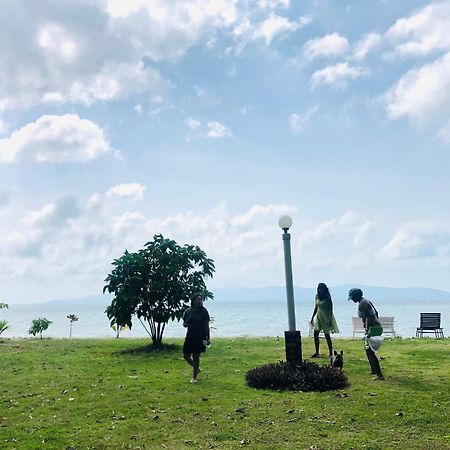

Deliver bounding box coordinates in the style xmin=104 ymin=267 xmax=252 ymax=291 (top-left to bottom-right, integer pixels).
xmin=1 ymin=0 xmax=450 ymax=303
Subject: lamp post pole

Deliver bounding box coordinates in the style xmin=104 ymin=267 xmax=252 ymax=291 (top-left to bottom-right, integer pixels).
xmin=278 ymin=215 xmax=302 ymax=364
xmin=282 ymin=228 xmax=296 ymax=331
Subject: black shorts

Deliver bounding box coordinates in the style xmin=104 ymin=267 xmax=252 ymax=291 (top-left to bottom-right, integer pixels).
xmin=183 ymin=336 xmax=206 ymax=355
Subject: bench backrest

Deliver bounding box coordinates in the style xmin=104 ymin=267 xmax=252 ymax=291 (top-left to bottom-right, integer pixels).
xmin=419 ymin=313 xmax=441 ymax=329
xmin=379 ymin=316 xmax=394 ymax=330
xmin=352 ymin=317 xmax=364 ymax=331
xmin=352 ymin=316 xmax=395 ymax=336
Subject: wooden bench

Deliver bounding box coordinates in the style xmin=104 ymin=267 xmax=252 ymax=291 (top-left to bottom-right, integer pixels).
xmin=416 ymin=313 xmax=444 ymax=338
xmin=352 ymin=316 xmax=396 ymax=339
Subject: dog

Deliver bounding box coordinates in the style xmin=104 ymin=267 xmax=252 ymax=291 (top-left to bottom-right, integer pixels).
xmin=330 ymin=350 xmax=344 ymax=371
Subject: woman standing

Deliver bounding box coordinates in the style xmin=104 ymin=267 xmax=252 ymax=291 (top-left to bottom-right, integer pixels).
xmin=183 ymin=294 xmax=210 ymax=383
xmin=310 ymin=283 xmax=339 ymax=358
xmin=348 ymin=288 xmax=384 ymax=381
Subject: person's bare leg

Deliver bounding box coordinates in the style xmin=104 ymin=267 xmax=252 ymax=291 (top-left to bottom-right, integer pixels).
xmin=192 ymin=354 xmax=200 ymax=381
xmin=311 ymin=330 xmax=320 ymax=357
xmin=366 ymin=348 xmax=384 ymax=379
xmin=184 ymin=353 xmax=194 ymax=367
xmin=325 ymin=333 xmax=333 ymax=356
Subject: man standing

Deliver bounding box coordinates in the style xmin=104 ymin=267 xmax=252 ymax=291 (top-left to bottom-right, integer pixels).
xmin=348 ymin=288 xmax=385 ymax=381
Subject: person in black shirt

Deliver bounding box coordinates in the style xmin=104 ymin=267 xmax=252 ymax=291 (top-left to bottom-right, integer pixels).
xmin=183 ymin=294 xmax=210 ymax=383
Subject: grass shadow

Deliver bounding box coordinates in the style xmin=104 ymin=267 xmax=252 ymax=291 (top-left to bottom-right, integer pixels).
xmin=116 ymin=342 xmax=181 ymax=356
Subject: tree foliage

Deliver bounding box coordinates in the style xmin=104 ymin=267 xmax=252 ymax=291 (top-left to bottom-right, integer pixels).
xmin=0 ymin=302 xmax=8 ymax=336
xmin=28 ymin=317 xmax=53 ymax=339
xmin=103 ymin=234 xmax=215 ymax=345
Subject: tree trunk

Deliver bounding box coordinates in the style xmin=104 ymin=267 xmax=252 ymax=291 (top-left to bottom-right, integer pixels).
xmin=139 ymin=317 xmax=167 ymax=346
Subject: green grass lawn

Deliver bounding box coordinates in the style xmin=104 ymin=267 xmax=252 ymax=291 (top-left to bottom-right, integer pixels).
xmin=1 ymin=337 xmax=449 ymax=449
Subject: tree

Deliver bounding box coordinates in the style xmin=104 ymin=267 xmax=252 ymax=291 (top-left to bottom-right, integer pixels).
xmin=104 ymin=234 xmax=215 ymax=346
xmin=29 ymin=317 xmax=53 ymax=339
xmin=67 ymin=314 xmax=79 ymax=338
xmin=0 ymin=302 xmax=8 ymax=336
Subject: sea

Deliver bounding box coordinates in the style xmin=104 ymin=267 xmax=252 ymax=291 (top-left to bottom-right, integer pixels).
xmin=1 ymin=296 xmax=449 ymax=339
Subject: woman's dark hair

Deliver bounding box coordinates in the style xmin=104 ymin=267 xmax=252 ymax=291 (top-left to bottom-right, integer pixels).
xmin=317 ymin=283 xmax=331 ymax=301
xmin=190 ymin=293 xmax=203 ymax=307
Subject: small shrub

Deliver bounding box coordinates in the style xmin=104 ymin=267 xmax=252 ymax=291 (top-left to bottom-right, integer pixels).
xmin=246 ymin=360 xmax=349 ymax=392
xmin=29 ymin=317 xmax=53 ymax=339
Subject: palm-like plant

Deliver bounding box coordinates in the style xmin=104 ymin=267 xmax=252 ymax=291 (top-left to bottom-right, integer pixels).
xmin=0 ymin=302 xmax=8 ymax=336
xmin=67 ymin=314 xmax=79 ymax=338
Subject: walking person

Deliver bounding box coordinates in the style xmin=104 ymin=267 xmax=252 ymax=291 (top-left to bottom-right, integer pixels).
xmin=183 ymin=293 xmax=210 ymax=383
xmin=348 ymin=288 xmax=385 ymax=381
xmin=310 ymin=283 xmax=339 ymax=358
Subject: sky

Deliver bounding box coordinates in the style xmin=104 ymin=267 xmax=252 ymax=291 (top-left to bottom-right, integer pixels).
xmin=1 ymin=0 xmax=450 ymax=304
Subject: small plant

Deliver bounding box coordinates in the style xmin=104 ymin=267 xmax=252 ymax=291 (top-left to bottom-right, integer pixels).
xmin=0 ymin=302 xmax=8 ymax=336
xmin=28 ymin=317 xmax=53 ymax=339
xmin=246 ymin=360 xmax=349 ymax=392
xmin=0 ymin=320 xmax=8 ymax=336
xmin=67 ymin=314 xmax=79 ymax=338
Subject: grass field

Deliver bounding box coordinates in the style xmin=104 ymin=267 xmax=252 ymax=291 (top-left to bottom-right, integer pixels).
xmin=1 ymin=337 xmax=449 ymax=449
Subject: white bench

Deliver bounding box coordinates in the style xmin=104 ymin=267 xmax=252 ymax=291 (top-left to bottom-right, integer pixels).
xmin=352 ymin=316 xmax=396 ymax=339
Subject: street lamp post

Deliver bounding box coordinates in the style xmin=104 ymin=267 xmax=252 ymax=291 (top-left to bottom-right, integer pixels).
xmin=278 ymin=215 xmax=302 ymax=364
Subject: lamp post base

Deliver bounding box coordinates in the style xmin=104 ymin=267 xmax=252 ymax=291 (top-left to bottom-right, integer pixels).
xmin=284 ymin=330 xmax=302 ymax=364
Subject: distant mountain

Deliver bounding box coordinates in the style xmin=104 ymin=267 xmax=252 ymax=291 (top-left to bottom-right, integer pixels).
xmin=14 ymin=285 xmax=450 ymax=307
xmin=32 ymin=294 xmax=113 ymax=308
xmin=213 ymin=285 xmax=450 ymax=302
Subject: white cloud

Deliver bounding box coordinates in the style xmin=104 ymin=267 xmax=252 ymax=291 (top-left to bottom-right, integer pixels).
xmin=380 ymin=222 xmax=450 ymax=259
xmin=207 ymin=121 xmax=233 ymax=138
xmin=6 ymin=194 xmax=448 ymax=301
xmin=253 ymin=14 xmax=300 ymax=45
xmin=38 ymin=23 xmax=78 ymax=60
xmin=294 ymin=211 xmax=381 ymax=272
xmin=231 ymin=204 xmax=297 ymax=227
xmin=106 ymin=183 xmax=146 ymax=201
xmin=351 ymin=33 xmax=382 ymax=60
xmin=0 ymin=114 xmax=113 ymax=163
xmin=383 ymin=52 xmax=450 ymax=122
xmin=113 ymin=211 xmax=145 ymax=235
xmin=387 ymin=2 xmax=450 ymax=57
xmin=0 ymin=0 xmax=239 ymax=111
xmin=303 ymin=33 xmax=349 ymax=60
xmin=258 ymin=0 xmax=290 ymax=9
xmin=42 ymin=62 xmax=167 ymax=107
xmin=134 ymin=104 xmax=143 ymax=114
xmin=232 ymin=12 xmax=310 ymax=53
xmin=310 ymin=63 xmax=369 ymax=89
xmin=106 ymin=0 xmax=237 ymax=28
xmin=0 ymin=199 xmax=302 ymax=298
xmin=233 ymin=18 xmax=253 ymax=40
xmin=24 ymin=196 xmax=81 ymax=228
xmin=105 ymin=0 xmax=238 ymax=60
xmin=186 ymin=117 xmax=201 ymax=130
xmin=289 ymin=106 xmax=318 ymax=133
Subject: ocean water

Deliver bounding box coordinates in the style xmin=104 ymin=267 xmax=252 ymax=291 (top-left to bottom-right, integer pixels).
xmin=1 ymin=296 xmax=449 ymax=339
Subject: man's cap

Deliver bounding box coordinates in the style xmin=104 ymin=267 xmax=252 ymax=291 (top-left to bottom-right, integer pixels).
xmin=348 ymin=288 xmax=363 ymax=300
